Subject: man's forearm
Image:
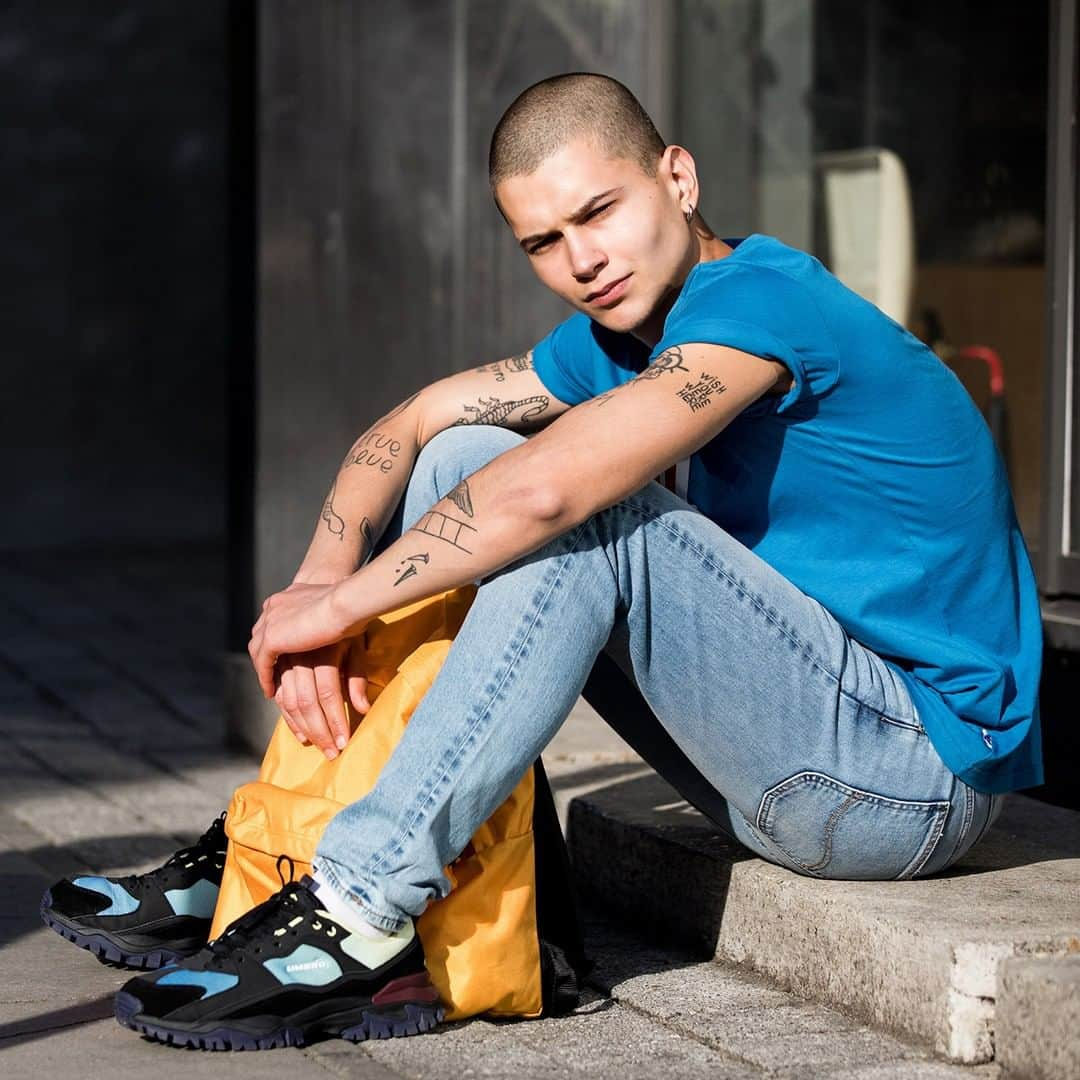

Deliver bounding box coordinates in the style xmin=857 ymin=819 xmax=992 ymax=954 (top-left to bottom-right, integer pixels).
xmin=327 ymin=435 xmax=562 ymax=631
xmin=292 ymin=392 xmax=425 ymax=585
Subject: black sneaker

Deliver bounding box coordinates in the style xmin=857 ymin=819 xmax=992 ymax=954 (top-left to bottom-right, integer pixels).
xmin=40 ymin=812 xmax=227 ymax=969
xmin=114 ymin=877 xmax=441 ymax=1050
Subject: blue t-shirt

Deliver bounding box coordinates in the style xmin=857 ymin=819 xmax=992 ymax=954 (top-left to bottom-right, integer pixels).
xmin=532 ymin=234 xmax=1042 ymax=794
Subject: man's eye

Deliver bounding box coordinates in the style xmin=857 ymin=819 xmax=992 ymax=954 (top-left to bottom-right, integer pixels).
xmin=585 ymin=202 xmax=613 ymax=220
xmin=528 ymin=238 xmax=554 ymax=255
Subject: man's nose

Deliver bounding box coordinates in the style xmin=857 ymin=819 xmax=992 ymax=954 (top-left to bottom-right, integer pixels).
xmin=566 ymin=232 xmax=606 ymax=281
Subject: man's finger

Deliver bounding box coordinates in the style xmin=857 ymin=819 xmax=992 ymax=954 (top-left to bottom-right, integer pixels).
xmin=292 ymin=666 xmax=337 ymax=758
xmin=314 ymin=664 xmax=350 ymax=751
xmin=348 ymin=674 xmax=371 ymax=715
xmin=255 ymin=639 xmax=278 ymax=698
xmin=277 ymin=684 xmax=309 ymax=745
xmin=278 ymin=667 xmax=307 ymax=744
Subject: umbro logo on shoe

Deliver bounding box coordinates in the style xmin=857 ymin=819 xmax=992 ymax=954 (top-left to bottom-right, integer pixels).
xmin=285 ymin=958 xmax=334 ymax=974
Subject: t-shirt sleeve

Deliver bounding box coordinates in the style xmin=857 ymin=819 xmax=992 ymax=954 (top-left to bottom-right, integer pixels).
xmin=652 ymin=263 xmax=840 ymax=414
xmin=531 ymin=313 xmax=605 ymax=407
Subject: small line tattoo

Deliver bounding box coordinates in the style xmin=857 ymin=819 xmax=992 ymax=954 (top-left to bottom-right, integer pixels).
xmin=359 ymin=516 xmax=375 ymax=562
xmin=321 ymin=481 xmax=345 ymax=540
xmin=393 ymin=553 xmax=429 ymax=587
xmin=447 ymin=478 xmax=474 ymax=517
xmin=411 ymin=510 xmax=477 ymax=553
xmin=381 ymin=391 xmax=420 ymax=423
xmin=634 ymin=345 xmax=689 ymax=383
xmin=677 ymin=372 xmax=727 ymax=412
xmin=477 ymin=351 xmax=533 ymax=383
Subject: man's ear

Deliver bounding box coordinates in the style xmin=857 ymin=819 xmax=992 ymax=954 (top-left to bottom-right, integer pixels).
xmin=661 ymin=144 xmax=700 ymax=218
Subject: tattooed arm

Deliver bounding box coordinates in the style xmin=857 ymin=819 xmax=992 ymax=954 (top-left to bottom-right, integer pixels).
xmin=272 ymin=348 xmax=572 ymax=756
xmin=292 ymin=349 xmax=570 ymax=587
xmin=251 ymin=342 xmax=788 ymax=699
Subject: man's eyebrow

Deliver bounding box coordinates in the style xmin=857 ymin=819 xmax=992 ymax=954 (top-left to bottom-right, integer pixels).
xmin=518 ymin=187 xmax=622 ymax=250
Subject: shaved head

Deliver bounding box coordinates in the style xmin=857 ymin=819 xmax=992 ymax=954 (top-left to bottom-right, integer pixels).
xmin=489 ymin=73 xmax=665 ymax=191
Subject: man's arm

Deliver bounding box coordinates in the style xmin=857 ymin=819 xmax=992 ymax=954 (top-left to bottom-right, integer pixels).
xmin=252 ymin=342 xmax=788 ymax=696
xmin=292 ymin=349 xmax=570 ymax=587
xmin=273 ymin=349 xmax=573 ymax=756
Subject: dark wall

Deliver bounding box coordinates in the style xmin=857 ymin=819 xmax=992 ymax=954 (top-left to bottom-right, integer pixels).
xmin=813 ymin=0 xmax=1048 ymax=264
xmin=254 ymin=0 xmax=670 ymax=606
xmin=1 ymin=3 xmax=229 ymax=551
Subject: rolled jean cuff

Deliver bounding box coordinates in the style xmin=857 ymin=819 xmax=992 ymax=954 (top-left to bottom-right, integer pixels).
xmin=310 ymin=855 xmax=407 ymax=933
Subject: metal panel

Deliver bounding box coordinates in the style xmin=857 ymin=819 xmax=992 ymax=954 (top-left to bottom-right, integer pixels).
xmin=1039 ymin=0 xmax=1079 ymax=596
xmin=253 ymin=0 xmax=671 ymax=628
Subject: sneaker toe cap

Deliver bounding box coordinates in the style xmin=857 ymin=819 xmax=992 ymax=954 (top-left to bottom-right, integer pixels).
xmin=42 ymin=878 xmax=115 ymax=919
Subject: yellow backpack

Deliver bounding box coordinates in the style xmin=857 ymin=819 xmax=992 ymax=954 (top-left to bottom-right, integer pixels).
xmin=210 ymin=588 xmax=584 ymax=1021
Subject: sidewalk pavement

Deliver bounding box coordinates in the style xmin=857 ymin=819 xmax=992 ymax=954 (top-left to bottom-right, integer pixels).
xmin=0 ymin=546 xmax=998 ymax=1079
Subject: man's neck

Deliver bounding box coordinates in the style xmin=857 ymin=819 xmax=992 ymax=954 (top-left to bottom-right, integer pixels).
xmin=632 ymin=233 xmax=734 ymax=347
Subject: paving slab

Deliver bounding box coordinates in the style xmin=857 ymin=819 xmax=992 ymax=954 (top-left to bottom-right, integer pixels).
xmin=568 ymin=773 xmax=1080 ymax=1065
xmin=583 ymin=914 xmax=994 ymax=1080
xmin=995 ymin=954 xmax=1080 ymax=1079
xmin=0 ymin=547 xmax=1020 ymax=1078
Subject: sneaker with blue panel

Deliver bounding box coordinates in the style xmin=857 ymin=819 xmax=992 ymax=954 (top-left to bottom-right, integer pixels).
xmin=40 ymin=812 xmax=227 ymax=969
xmin=113 ymin=876 xmax=442 ymax=1050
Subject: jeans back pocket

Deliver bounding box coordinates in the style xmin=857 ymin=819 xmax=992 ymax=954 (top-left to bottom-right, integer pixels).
xmin=756 ymin=771 xmax=950 ymax=880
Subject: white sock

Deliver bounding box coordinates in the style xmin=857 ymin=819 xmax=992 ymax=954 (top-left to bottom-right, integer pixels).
xmin=309 ymin=870 xmax=397 ymax=939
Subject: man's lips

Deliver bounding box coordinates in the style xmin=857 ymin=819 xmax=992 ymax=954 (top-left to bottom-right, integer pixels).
xmin=585 ymin=274 xmax=631 ymax=306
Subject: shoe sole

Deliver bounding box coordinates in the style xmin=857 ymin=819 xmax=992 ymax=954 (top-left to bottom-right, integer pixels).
xmin=114 ymin=990 xmax=443 ymax=1050
xmin=39 ymin=890 xmax=194 ymax=970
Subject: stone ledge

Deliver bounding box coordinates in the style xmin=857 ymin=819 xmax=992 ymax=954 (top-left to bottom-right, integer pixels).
xmin=566 ymin=774 xmax=1080 ymax=1066
xmin=996 ymin=954 xmax=1080 ymax=1079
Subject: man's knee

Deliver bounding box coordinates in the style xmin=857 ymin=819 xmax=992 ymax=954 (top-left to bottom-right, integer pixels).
xmin=415 ymin=425 xmax=525 ymax=491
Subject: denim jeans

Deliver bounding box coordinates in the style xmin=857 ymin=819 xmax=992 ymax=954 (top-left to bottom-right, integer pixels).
xmin=314 ymin=426 xmax=1000 ymax=930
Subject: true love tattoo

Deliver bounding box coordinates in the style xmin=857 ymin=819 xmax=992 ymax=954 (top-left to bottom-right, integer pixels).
xmin=345 ymin=429 xmax=402 ymax=474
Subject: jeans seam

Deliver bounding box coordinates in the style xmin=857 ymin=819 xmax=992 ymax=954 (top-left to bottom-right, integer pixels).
xmin=621 ymin=496 xmax=844 ymax=688
xmin=311 ymin=857 xmax=402 ymax=932
xmin=358 ymin=521 xmax=590 ymax=886
xmin=757 ymin=771 xmax=951 ymax=877
xmin=622 ymin=495 xmax=922 ymax=729
xmin=899 ymin=801 xmax=951 ymax=879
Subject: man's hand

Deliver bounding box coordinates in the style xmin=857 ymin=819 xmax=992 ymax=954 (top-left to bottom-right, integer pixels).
xmin=249 ymin=581 xmax=364 ymax=701
xmin=275 ymin=640 xmax=372 ymax=757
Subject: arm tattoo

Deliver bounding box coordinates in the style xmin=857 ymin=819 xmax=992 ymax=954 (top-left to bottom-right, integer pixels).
xmin=447 ymin=478 xmax=474 ymax=517
xmin=589 ymin=347 xmax=687 ymax=405
xmin=410 ymin=510 xmax=477 ymax=553
xmin=359 ymin=516 xmax=375 ymax=562
xmin=381 ymin=391 xmax=420 ymax=423
xmin=477 ymin=351 xmax=533 ymax=383
xmin=345 ymin=429 xmax=402 ymax=473
xmin=393 ymin=552 xmax=429 ymax=587
xmin=677 ymin=372 xmax=727 ymax=413
xmin=632 ymin=345 xmax=689 ymax=383
xmin=321 ymin=481 xmax=346 ymax=540
xmin=453 ymin=395 xmax=549 ymax=427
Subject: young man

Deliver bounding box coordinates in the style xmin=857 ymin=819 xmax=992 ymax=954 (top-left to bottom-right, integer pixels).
xmin=42 ymin=73 xmax=1041 ymax=1049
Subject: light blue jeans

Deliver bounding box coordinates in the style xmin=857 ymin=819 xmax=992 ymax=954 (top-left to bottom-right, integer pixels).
xmin=314 ymin=426 xmax=1000 ymax=930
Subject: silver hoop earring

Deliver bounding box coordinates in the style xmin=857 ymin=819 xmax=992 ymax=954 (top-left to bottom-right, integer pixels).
xmin=684 ymin=205 xmax=694 ymax=224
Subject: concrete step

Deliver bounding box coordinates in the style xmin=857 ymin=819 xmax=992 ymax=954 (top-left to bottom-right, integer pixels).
xmin=566 ymin=774 xmax=1080 ymax=1069
xmin=996 ymin=955 xmax=1080 ymax=1079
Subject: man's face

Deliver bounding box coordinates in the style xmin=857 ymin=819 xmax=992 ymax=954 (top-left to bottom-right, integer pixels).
xmin=496 ymin=137 xmax=695 ymax=343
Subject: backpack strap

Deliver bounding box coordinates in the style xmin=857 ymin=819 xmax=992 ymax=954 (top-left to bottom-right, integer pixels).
xmin=530 ymin=758 xmax=590 ymax=1016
